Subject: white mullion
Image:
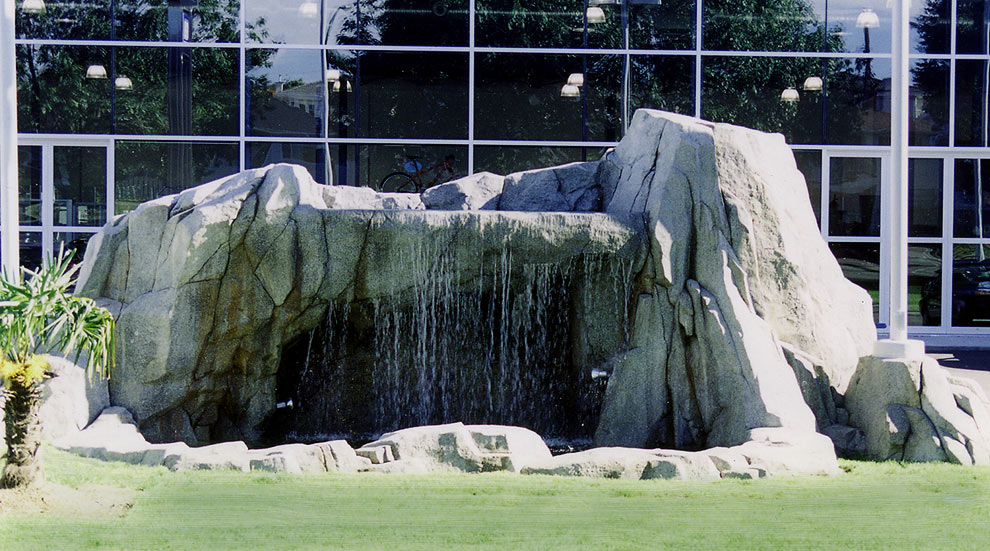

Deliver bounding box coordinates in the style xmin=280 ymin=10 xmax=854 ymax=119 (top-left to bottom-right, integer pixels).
xmin=694 ymin=0 xmax=702 ymax=119
xmin=106 ymin=139 xmax=115 ymax=221
xmin=941 ymin=157 xmax=954 ymax=329
xmin=41 ymin=144 xmax=53 ymax=260
xmin=239 ymin=4 xmax=247 ymax=173
xmin=819 ymin=149 xmax=828 ymax=238
xmin=949 ymin=0 xmax=957 ymax=147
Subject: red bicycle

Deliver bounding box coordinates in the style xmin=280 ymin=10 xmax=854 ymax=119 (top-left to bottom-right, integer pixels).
xmin=380 ymin=155 xmax=457 ymax=193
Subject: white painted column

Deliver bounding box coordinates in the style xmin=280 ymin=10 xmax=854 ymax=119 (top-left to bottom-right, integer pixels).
xmin=0 ymin=0 xmax=20 ymax=277
xmin=875 ymin=0 xmax=924 ymax=359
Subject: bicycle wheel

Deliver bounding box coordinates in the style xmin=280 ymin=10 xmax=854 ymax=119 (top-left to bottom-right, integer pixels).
xmin=380 ymin=172 xmax=418 ymax=193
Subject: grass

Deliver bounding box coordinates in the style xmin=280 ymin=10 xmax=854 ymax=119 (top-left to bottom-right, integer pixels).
xmin=2 ymin=449 xmax=990 ymax=550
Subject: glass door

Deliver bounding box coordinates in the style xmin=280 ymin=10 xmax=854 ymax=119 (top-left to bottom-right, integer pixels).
xmin=17 ymin=140 xmax=110 ymax=271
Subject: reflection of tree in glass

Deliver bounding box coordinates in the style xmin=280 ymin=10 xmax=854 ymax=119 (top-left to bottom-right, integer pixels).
xmin=911 ymin=0 xmax=950 ymax=146
xmin=16 ymin=1 xmax=257 ymax=136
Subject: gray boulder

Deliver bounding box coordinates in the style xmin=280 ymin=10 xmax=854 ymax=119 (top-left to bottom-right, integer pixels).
xmin=846 ymin=355 xmax=990 ymax=464
xmin=357 ymin=423 xmax=552 ymax=473
xmin=499 ymin=161 xmax=601 ymax=211
xmin=422 ymin=172 xmax=504 ymax=210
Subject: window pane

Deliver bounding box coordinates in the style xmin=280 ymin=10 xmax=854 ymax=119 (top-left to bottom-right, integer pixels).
xmin=247 ymin=142 xmax=331 ymax=185
xmin=793 ymin=150 xmax=822 ymax=226
xmin=363 ymin=0 xmax=469 ymax=46
xmin=629 ymin=55 xmax=694 ymax=117
xmin=953 ymin=159 xmax=990 ymax=238
xmin=54 ymin=232 xmax=96 ymax=266
xmin=827 ymin=4 xmax=891 ymax=54
xmin=246 ymin=0 xmax=354 ymax=45
xmin=954 ymin=60 xmax=990 ymax=147
xmin=115 ymin=141 xmax=239 ymax=214
xmin=332 ymin=144 xmax=467 ymax=190
xmin=701 ymin=56 xmax=826 ymax=145
xmin=17 ymin=45 xmax=111 ymax=134
xmin=950 ymin=245 xmax=990 ymax=327
xmin=115 ymin=47 xmax=239 ymax=136
xmin=911 ymin=244 xmax=942 ymax=327
xmin=913 ymin=0 xmax=950 ymax=54
xmin=474 ymin=146 xmax=607 ymax=177
xmin=910 ymin=59 xmax=949 ymax=146
xmin=19 ymin=232 xmax=42 ymax=273
xmin=53 ymin=146 xmax=107 ymax=227
xmin=957 ymin=0 xmax=990 ymax=54
xmin=630 ymin=1 xmax=695 ymax=50
xmin=116 ymin=0 xmax=240 ymax=42
xmin=829 ymin=157 xmax=881 ymax=237
xmin=18 ymin=146 xmax=42 ymax=226
xmin=824 ymin=57 xmax=891 ymax=145
xmin=476 ymin=0 xmax=620 ymax=49
xmin=703 ymin=0 xmax=827 ymax=52
xmin=247 ymin=49 xmax=325 ymax=138
xmin=908 ymin=158 xmax=943 ymax=238
xmin=829 ymin=241 xmax=880 ymax=323
xmin=476 ymin=53 xmax=623 ymax=142
xmin=15 ymin=0 xmax=111 ymax=40
xmin=358 ymin=52 xmax=468 ymax=139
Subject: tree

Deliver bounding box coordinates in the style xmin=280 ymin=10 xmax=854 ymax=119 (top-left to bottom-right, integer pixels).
xmin=0 ymin=250 xmax=115 ymax=488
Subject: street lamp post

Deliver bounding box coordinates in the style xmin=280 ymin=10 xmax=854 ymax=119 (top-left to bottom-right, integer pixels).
xmin=1 ymin=0 xmax=20 ymax=276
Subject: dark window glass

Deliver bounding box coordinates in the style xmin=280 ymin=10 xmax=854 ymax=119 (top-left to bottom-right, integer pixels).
xmin=362 ymin=0 xmax=469 ymax=46
xmin=115 ymin=0 xmax=240 ymax=42
xmin=829 ymin=157 xmax=881 ymax=237
xmin=954 ymin=60 xmax=990 ymax=147
xmin=247 ymin=142 xmax=331 ymax=185
xmin=476 ymin=0 xmax=620 ymax=49
xmin=246 ymin=0 xmax=354 ymax=45
xmin=957 ymin=0 xmax=990 ymax=54
xmin=358 ymin=52 xmax=468 ymax=139
xmin=826 ymin=4 xmax=891 ymax=54
xmin=247 ymin=49 xmax=326 ymax=138
xmin=54 ymin=232 xmax=97 ymax=266
xmin=793 ymin=150 xmax=822 ymax=225
xmin=474 ymin=146 xmax=608 ymax=177
xmin=114 ymin=141 xmax=239 ymax=213
xmin=910 ymin=244 xmax=942 ymax=327
xmin=703 ymin=0 xmax=828 ymax=52
xmin=908 ymin=158 xmax=943 ymax=238
xmin=829 ymin=241 xmax=880 ymax=323
xmin=476 ymin=53 xmax=623 ymax=142
xmin=629 ymin=55 xmax=694 ymax=117
xmin=630 ymin=1 xmax=695 ymax=50
xmin=114 ymin=47 xmax=238 ymax=136
xmin=701 ymin=56 xmax=827 ymax=145
xmin=19 ymin=232 xmax=42 ymax=273
xmin=912 ymin=0 xmax=950 ymax=54
xmin=953 ymin=159 xmax=990 ymax=238
xmin=15 ymin=0 xmax=111 ymax=40
xmin=950 ymin=245 xmax=990 ymax=327
xmin=17 ymin=146 xmax=42 ymax=226
xmin=823 ymin=57 xmax=891 ymax=145
xmin=16 ymin=45 xmax=111 ymax=134
xmin=910 ymin=59 xmax=949 ymax=146
xmin=331 ymin=144 xmax=467 ymax=189
xmin=53 ymin=146 xmax=107 ymax=227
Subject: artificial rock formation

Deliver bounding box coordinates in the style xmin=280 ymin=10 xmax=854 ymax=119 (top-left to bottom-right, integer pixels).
xmin=74 ymin=109 xmax=935 ymax=471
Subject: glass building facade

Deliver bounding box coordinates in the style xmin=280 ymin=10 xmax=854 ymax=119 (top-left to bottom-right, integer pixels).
xmin=7 ymin=0 xmax=990 ymax=339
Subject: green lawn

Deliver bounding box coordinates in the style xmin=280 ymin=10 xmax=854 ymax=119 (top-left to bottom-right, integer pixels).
xmin=2 ymin=449 xmax=990 ymax=550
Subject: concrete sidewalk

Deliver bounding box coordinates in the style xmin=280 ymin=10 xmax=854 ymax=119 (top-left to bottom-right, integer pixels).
xmin=928 ymin=349 xmax=990 ymax=396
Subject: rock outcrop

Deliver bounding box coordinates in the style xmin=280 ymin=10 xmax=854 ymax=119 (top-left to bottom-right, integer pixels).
xmin=594 ymin=110 xmax=875 ymax=449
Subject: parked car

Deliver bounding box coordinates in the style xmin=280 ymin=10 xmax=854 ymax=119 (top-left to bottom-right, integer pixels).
xmin=919 ymin=260 xmax=990 ymax=326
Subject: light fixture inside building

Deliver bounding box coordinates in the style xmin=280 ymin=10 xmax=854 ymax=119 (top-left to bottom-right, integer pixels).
xmin=299 ymin=0 xmax=319 ymax=18
xmin=567 ymin=73 xmax=585 ymax=87
xmin=803 ymin=76 xmax=823 ymax=91
xmin=856 ymin=8 xmax=880 ymax=29
xmin=86 ymin=64 xmax=108 ymax=79
xmin=21 ymin=0 xmax=46 ymax=14
xmin=325 ymin=68 xmax=341 ymax=82
xmin=115 ymin=76 xmax=133 ymax=90
xmin=560 ymin=83 xmax=581 ymax=98
xmin=780 ymin=87 xmax=799 ymax=102
xmin=586 ymin=7 xmax=606 ymax=24
xmin=333 ymin=80 xmax=352 ymax=92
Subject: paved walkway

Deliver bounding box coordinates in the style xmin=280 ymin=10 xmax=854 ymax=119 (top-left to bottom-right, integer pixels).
xmin=928 ymin=348 xmax=990 ymax=396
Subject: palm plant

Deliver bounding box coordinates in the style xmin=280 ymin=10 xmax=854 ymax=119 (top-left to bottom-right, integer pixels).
xmin=0 ymin=248 xmax=114 ymax=488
